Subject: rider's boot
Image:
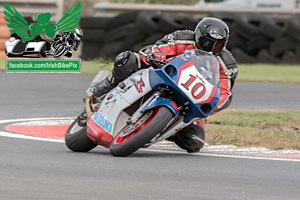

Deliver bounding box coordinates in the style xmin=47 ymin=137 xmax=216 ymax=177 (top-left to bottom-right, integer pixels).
xmin=83 ymin=51 xmax=140 ymax=101
xmin=167 ymin=119 xmax=205 ymax=153
xmin=83 ymin=75 xmax=115 ymax=101
xmin=91 ymin=77 xmax=115 ymax=97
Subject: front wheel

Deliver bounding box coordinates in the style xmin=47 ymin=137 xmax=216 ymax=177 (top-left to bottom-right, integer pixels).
xmin=53 ymin=45 xmax=67 ymax=58
xmin=109 ymin=106 xmax=174 ymax=157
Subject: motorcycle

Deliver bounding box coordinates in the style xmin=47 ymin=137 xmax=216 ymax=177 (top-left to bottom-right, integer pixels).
xmin=47 ymin=36 xmax=75 ymax=58
xmin=65 ymin=49 xmax=220 ymax=157
xmin=5 ymin=34 xmax=49 ymax=57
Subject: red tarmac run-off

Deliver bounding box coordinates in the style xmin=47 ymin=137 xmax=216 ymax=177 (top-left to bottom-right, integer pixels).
xmin=4 ymin=125 xmax=70 ymax=138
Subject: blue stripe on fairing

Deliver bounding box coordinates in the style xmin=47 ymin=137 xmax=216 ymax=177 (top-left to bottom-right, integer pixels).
xmin=141 ymin=96 xmax=178 ymax=116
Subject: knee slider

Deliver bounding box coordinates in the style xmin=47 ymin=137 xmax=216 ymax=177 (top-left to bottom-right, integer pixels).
xmin=174 ymin=124 xmax=205 ymax=151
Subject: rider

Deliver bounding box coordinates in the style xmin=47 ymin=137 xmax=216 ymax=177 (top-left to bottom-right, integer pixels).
xmin=48 ymin=28 xmax=83 ymax=57
xmin=84 ymin=17 xmax=238 ymax=153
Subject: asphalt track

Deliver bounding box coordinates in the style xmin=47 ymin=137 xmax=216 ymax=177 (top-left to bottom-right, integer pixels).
xmin=1 ymin=72 xmax=300 ymax=200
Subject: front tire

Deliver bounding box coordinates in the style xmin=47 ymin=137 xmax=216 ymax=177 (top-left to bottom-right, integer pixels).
xmin=110 ymin=107 xmax=173 ymax=157
xmin=53 ymin=45 xmax=67 ymax=58
xmin=65 ymin=119 xmax=97 ymax=152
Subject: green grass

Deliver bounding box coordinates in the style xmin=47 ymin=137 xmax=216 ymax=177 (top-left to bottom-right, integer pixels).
xmin=81 ymin=59 xmax=113 ymax=74
xmin=237 ymin=64 xmax=300 ymax=83
xmin=206 ymin=109 xmax=300 ymax=150
xmin=0 ymin=58 xmax=4 ymax=70
xmin=209 ymin=110 xmax=300 ymax=128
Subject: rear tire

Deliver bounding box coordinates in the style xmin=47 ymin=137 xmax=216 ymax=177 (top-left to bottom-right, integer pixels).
xmin=110 ymin=107 xmax=173 ymax=157
xmin=65 ymin=119 xmax=97 ymax=152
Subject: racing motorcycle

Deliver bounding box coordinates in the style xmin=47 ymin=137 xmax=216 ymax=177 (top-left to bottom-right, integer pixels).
xmin=5 ymin=34 xmax=49 ymax=57
xmin=47 ymin=36 xmax=75 ymax=58
xmin=65 ymin=49 xmax=220 ymax=157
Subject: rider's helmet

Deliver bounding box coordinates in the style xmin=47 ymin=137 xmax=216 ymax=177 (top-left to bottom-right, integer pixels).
xmin=194 ymin=17 xmax=229 ymax=55
xmin=74 ymin=28 xmax=83 ymax=40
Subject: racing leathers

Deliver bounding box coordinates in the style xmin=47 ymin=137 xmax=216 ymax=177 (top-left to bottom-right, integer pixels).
xmin=89 ymin=30 xmax=238 ymax=153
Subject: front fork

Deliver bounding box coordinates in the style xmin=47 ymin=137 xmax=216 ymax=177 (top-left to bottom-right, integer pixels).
xmin=127 ymin=92 xmax=188 ymax=144
xmin=77 ymin=103 xmax=100 ymax=127
xmin=127 ymin=91 xmax=179 ymax=123
xmin=126 ymin=92 xmax=161 ymax=125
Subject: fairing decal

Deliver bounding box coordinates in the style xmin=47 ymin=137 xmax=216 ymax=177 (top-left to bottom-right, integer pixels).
xmin=141 ymin=96 xmax=178 ymax=116
xmin=177 ymin=65 xmax=216 ymax=105
xmin=86 ymin=119 xmax=113 ymax=148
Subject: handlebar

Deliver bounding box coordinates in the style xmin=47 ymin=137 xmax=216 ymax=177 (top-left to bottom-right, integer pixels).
xmin=145 ymin=55 xmax=168 ymax=66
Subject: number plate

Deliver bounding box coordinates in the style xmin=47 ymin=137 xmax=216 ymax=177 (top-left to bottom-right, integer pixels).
xmin=177 ymin=65 xmax=215 ymax=104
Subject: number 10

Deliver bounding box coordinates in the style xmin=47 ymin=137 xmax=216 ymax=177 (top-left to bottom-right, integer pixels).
xmin=181 ymin=74 xmax=206 ymax=99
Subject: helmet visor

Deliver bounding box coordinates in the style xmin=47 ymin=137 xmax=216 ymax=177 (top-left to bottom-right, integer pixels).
xmin=198 ymin=36 xmax=226 ymax=55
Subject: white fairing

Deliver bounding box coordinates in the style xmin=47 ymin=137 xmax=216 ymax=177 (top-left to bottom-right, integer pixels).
xmin=25 ymin=41 xmax=46 ymax=52
xmin=177 ymin=65 xmax=215 ymax=104
xmin=92 ymin=69 xmax=152 ymax=137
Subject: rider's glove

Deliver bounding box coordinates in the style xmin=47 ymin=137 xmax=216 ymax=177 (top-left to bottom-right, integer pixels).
xmin=146 ymin=52 xmax=167 ymax=66
xmin=83 ymin=91 xmax=95 ymax=119
xmin=82 ymin=91 xmax=94 ymax=103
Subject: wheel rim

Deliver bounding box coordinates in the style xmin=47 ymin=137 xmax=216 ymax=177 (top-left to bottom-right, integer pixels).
xmin=113 ymin=107 xmax=161 ymax=145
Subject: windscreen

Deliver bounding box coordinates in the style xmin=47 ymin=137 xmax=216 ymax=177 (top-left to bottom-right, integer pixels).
xmin=189 ymin=50 xmax=219 ymax=86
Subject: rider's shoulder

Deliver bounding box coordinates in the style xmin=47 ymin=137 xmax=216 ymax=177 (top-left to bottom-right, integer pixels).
xmin=154 ymin=30 xmax=195 ymax=46
xmin=219 ymin=49 xmax=236 ymax=62
xmin=172 ymin=30 xmax=195 ymax=41
xmin=218 ymin=49 xmax=238 ymax=69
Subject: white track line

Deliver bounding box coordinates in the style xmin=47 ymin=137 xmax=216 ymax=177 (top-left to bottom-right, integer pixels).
xmin=142 ymin=148 xmax=300 ymax=162
xmin=0 ymin=130 xmax=64 ymax=143
xmin=0 ymin=117 xmax=75 ymax=124
xmin=1 ymin=117 xmax=300 ymax=162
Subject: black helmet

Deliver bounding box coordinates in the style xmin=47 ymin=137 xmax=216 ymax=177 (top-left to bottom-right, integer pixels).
xmin=195 ymin=17 xmax=229 ymax=55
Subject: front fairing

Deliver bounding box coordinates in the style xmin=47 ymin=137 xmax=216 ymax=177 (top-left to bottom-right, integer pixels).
xmin=149 ymin=50 xmax=220 ymax=123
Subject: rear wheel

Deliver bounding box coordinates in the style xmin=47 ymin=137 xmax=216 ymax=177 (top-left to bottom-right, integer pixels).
xmin=65 ymin=118 xmax=97 ymax=152
xmin=110 ymin=107 xmax=173 ymax=157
